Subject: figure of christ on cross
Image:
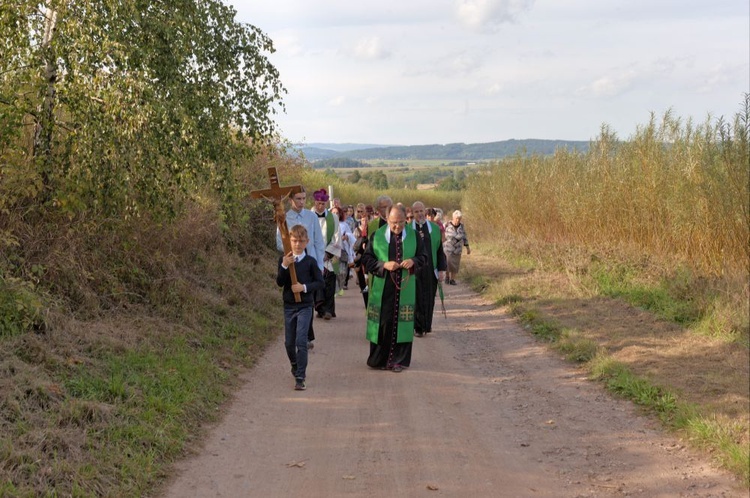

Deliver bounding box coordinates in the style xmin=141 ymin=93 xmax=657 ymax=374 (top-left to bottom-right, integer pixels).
xmin=250 ymin=167 xmax=303 ymax=302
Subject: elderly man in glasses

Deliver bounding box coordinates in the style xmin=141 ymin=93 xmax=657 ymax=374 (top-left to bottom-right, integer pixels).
xmin=410 ymin=201 xmax=447 ymax=337
xmin=368 ymin=195 xmax=393 ymax=243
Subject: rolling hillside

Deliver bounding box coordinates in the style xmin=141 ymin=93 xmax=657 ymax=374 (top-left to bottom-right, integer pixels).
xmin=299 ymin=139 xmax=589 ymax=161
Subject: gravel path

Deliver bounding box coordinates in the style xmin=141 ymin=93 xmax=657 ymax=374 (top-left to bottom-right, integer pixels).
xmin=161 ymin=282 xmax=742 ymax=497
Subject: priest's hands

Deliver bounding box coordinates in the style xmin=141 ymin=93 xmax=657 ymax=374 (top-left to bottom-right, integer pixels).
xmin=385 ymin=259 xmax=414 ymax=271
xmin=384 ymin=261 xmax=401 ymax=271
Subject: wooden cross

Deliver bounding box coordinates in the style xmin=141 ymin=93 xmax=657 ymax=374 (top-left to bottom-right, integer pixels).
xmin=250 ymin=167 xmax=304 ymax=302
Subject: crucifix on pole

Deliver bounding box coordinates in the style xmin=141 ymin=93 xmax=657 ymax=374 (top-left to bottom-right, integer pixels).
xmin=250 ymin=167 xmax=304 ymax=302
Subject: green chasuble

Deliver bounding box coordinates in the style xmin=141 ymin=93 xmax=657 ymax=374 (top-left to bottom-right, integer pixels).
xmin=367 ymin=217 xmax=383 ymax=241
xmin=366 ymin=225 xmax=417 ymax=344
xmin=325 ymin=211 xmax=335 ymax=246
xmin=425 ymin=221 xmax=441 ymax=269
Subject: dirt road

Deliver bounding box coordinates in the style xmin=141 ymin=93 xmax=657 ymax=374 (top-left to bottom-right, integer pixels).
xmin=162 ymin=283 xmax=742 ymax=497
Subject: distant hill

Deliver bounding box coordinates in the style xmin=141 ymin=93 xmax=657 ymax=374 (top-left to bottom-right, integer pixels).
xmin=297 ymin=143 xmax=391 ymax=161
xmin=304 ymin=142 xmax=391 ymax=152
xmin=298 ymin=139 xmax=589 ymax=162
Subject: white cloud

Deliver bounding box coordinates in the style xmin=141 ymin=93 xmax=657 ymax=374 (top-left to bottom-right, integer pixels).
xmin=449 ymin=51 xmax=483 ymax=74
xmin=327 ymin=96 xmax=347 ymax=107
xmin=578 ymin=69 xmax=638 ymax=98
xmin=271 ymin=32 xmax=303 ymax=56
xmin=696 ymin=63 xmax=740 ymax=94
xmin=404 ymin=49 xmax=486 ymax=78
xmin=350 ymin=36 xmax=392 ymax=60
xmin=229 ymin=0 xmax=749 ymax=144
xmin=487 ymin=82 xmax=503 ymax=95
xmin=455 ymin=0 xmax=535 ymax=32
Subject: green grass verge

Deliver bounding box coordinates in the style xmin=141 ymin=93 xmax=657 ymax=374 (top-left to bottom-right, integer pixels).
xmin=590 ymin=263 xmax=700 ymax=325
xmin=590 ymin=355 xmax=750 ymax=484
xmin=510 ymin=303 xmax=749 ymax=485
xmin=0 ymin=306 xmax=277 ymax=497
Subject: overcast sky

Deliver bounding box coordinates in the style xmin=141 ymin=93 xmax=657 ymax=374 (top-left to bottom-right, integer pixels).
xmin=230 ymin=0 xmax=749 ymax=146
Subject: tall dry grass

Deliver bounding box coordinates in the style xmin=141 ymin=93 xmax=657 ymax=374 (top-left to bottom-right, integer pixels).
xmin=462 ymin=102 xmax=750 ymax=483
xmin=465 ymin=103 xmax=749 ymax=277
xmin=464 ymin=100 xmax=749 ymax=341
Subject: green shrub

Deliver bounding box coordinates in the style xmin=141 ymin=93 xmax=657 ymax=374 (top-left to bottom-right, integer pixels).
xmin=0 ymin=278 xmax=45 ymax=337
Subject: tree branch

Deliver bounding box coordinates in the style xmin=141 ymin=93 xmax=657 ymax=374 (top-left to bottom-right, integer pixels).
xmin=0 ymin=65 xmax=36 ymax=77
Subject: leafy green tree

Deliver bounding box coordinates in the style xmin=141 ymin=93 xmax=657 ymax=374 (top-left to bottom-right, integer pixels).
xmin=437 ymin=176 xmax=461 ymax=191
xmin=0 ymin=0 xmax=285 ymax=216
xmin=362 ymin=170 xmax=388 ymax=189
xmin=314 ymin=157 xmax=368 ymax=169
xmin=349 ymin=170 xmax=361 ymax=183
xmin=373 ymin=171 xmax=389 ymax=189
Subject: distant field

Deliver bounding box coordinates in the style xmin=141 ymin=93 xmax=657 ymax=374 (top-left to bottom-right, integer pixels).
xmin=359 ymin=159 xmax=486 ymax=169
xmin=327 ymin=159 xmax=486 ymax=178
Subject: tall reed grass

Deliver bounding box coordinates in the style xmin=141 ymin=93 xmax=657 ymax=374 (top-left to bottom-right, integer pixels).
xmin=464 ymin=99 xmax=749 ymax=277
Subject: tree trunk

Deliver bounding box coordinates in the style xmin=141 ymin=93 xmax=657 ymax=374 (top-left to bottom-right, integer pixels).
xmin=32 ymin=4 xmax=58 ymax=192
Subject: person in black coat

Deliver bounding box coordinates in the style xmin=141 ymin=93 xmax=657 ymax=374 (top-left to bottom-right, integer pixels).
xmin=277 ymin=225 xmax=324 ymax=391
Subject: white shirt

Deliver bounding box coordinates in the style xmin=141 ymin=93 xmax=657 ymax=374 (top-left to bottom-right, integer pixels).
xmin=276 ymin=208 xmax=325 ymax=271
xmin=280 ymin=253 xmax=308 ymax=292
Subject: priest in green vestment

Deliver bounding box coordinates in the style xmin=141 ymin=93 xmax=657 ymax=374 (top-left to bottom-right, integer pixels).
xmin=410 ymin=201 xmax=447 ymax=336
xmin=361 ymin=205 xmax=428 ymax=371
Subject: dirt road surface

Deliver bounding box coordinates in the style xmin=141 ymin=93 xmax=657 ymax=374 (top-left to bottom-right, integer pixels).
xmin=162 ymin=283 xmax=743 ymax=497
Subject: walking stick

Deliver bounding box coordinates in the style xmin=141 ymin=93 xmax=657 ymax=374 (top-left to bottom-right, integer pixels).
xmin=437 ymin=280 xmax=447 ymax=318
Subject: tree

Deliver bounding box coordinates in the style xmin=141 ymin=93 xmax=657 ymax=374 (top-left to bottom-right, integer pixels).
xmin=363 ymin=170 xmax=388 ymax=189
xmin=437 ymin=177 xmax=460 ymax=191
xmin=0 ymin=0 xmax=285 ymax=216
xmin=349 ymin=170 xmax=361 ymax=183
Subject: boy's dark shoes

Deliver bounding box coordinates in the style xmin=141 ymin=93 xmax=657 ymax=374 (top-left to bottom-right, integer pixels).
xmin=294 ymin=379 xmax=306 ymax=391
xmin=415 ymin=331 xmax=424 ymax=337
xmin=323 ymin=312 xmax=332 ymax=320
xmin=392 ymin=365 xmax=404 ymax=373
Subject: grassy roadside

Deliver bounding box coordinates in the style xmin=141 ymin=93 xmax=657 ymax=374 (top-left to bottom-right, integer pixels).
xmin=0 ymin=146 xmax=463 ymax=496
xmin=462 ymin=242 xmax=750 ymax=485
xmin=0 ymin=204 xmax=283 ymax=496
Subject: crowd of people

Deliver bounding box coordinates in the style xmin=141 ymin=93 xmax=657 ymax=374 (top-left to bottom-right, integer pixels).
xmin=275 ymin=187 xmax=470 ymax=390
